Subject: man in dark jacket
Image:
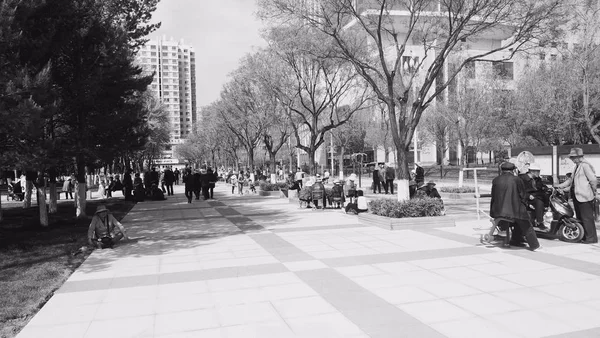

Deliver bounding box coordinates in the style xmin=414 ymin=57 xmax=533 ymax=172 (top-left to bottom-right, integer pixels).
xmin=372 ymin=166 xmax=381 ymax=194
xmin=183 ymin=168 xmax=194 ymax=203
xmin=490 ymin=162 xmax=541 ymax=250
xmin=384 ymin=164 xmax=396 ymax=194
xmin=163 ymin=166 xmax=175 ymax=196
xmin=415 ymin=163 xmax=425 ymax=186
xmin=123 ymin=169 xmax=133 ymax=201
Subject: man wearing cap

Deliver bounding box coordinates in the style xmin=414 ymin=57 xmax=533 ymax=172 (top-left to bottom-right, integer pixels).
xmin=423 ymin=181 xmax=442 ymax=199
xmin=88 ymin=205 xmax=129 ymax=249
xmin=556 ymin=148 xmax=598 ymax=244
xmin=490 ymin=162 xmax=541 ymax=250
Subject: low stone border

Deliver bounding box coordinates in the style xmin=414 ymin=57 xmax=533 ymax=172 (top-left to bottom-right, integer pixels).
xmin=358 ymin=212 xmax=456 ymax=230
xmin=440 ymin=192 xmax=492 ymax=200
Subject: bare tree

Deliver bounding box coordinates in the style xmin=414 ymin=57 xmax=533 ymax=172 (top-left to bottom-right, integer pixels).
xmin=264 ymin=27 xmax=372 ymax=174
xmin=259 ymin=0 xmax=562 ymax=197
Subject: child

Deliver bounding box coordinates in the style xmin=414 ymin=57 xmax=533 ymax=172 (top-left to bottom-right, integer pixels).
xmin=248 ymin=174 xmax=257 ymax=194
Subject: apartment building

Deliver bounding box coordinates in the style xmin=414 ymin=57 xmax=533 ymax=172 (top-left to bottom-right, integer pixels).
xmin=136 ymin=36 xmax=197 ymax=168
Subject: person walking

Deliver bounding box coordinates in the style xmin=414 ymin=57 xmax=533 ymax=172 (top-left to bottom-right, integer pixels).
xmin=556 ymin=148 xmax=598 ymax=244
xmin=174 ymin=168 xmax=180 ymax=185
xmin=490 ymin=162 xmax=541 ymax=250
xmin=384 ymin=163 xmax=396 ymax=195
xmin=183 ymin=168 xmax=194 ymax=203
xmin=415 ymin=163 xmax=425 ymax=187
xmin=208 ymin=168 xmax=217 ymax=199
xmin=163 ymin=166 xmax=175 ymax=196
xmin=62 ymin=177 xmax=74 ymax=199
xmin=372 ymin=165 xmax=381 ymax=194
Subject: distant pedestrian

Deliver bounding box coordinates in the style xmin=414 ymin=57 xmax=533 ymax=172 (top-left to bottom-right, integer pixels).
xmin=372 ymin=166 xmax=381 ymax=194
xmin=62 ymin=178 xmax=73 ymax=199
xmin=384 ymin=163 xmax=396 ymax=195
xmin=230 ymin=173 xmax=238 ymax=194
xmin=163 ymin=166 xmax=175 ymax=196
xmin=415 ymin=163 xmax=425 ymax=186
xmin=174 ymin=168 xmax=180 ymax=185
xmin=123 ymin=169 xmax=133 ymax=201
xmin=183 ymin=168 xmax=194 ymax=203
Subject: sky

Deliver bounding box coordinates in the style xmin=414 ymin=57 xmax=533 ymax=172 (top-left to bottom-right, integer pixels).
xmin=149 ymin=0 xmax=267 ymax=108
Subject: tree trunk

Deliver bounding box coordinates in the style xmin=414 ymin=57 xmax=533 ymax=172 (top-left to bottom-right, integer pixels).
xmin=23 ymin=180 xmax=33 ymax=209
xmin=247 ymin=148 xmax=255 ymax=172
xmin=0 ymin=194 xmax=3 ymax=223
xmin=269 ymin=152 xmax=277 ymax=174
xmin=308 ymin=147 xmax=316 ymax=175
xmin=338 ymin=146 xmax=344 ymax=179
xmin=37 ymin=185 xmax=49 ymax=227
xmin=48 ymin=169 xmax=58 ymax=214
xmin=76 ymin=158 xmax=87 ymax=219
xmin=395 ymin=147 xmax=411 ymax=201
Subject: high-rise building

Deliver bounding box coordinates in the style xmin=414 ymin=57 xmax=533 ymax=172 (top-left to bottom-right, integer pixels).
xmin=136 ymin=36 xmax=197 ymax=168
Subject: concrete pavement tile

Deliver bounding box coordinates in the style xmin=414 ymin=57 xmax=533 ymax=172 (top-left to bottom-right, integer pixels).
xmin=286 ymin=312 xmax=366 ymax=337
xmin=283 ymin=260 xmax=328 ymax=271
xmin=460 ymin=275 xmax=523 ymax=292
xmin=584 ymin=299 xmax=600 ymax=310
xmin=537 ymin=279 xmax=600 ymax=302
xmin=154 ymin=327 xmax=223 ymax=338
xmin=211 ymin=288 xmax=267 ymax=307
xmin=112 ymin=265 xmax=159 ymax=278
xmin=58 ymin=277 xmax=113 ymax=293
xmin=430 ymin=317 xmax=525 ymax=338
xmin=365 ymin=323 xmax=446 ymax=338
xmin=335 ymin=265 xmax=385 ymax=277
xmin=352 ymin=274 xmax=404 ymax=289
xmin=156 ymin=293 xmax=215 ymax=313
xmin=372 ymin=261 xmax=423 ymax=275
xmin=26 ymin=303 xmax=99 ymax=327
xmin=220 ymin=320 xmax=296 ymax=338
xmin=543 ymin=327 xmax=600 ymax=338
xmin=371 ymin=285 xmax=439 ymax=304
xmin=85 ymin=314 xmax=154 ymax=338
xmin=537 ymin=302 xmax=600 ymax=331
xmin=156 ymin=280 xmax=209 ymax=297
xmin=206 ymin=276 xmax=260 ymax=292
xmin=103 ymin=284 xmax=158 ymax=302
xmin=238 ymin=263 xmax=288 ymax=276
xmin=94 ymin=298 xmax=156 ymax=320
xmin=15 ymin=322 xmax=91 ymax=338
xmin=398 ymin=299 xmax=475 ymax=324
xmin=262 ymin=283 xmax=319 ymax=300
xmin=154 ymin=309 xmax=220 ymax=336
xmin=487 ymin=310 xmax=576 ymax=338
xmin=419 ymin=281 xmax=483 ymax=298
xmin=271 ymin=296 xmax=337 ymax=318
xmin=446 ymin=293 xmax=520 ymax=315
xmin=216 ymin=302 xmax=283 ymax=326
xmin=492 ymin=288 xmax=566 ymax=309
xmin=395 ymin=270 xmax=448 ymax=286
xmin=43 ymin=289 xmax=107 ymax=308
xmin=157 ymin=267 xmax=238 ymax=284
xmin=250 ymin=272 xmax=302 ymax=286
xmin=431 ymin=266 xmax=487 ymax=280
xmin=109 ymin=274 xmax=158 ymax=289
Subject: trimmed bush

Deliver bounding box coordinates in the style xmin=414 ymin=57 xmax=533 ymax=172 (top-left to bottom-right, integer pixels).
xmin=369 ymin=197 xmax=445 ymax=218
xmin=259 ymin=181 xmax=289 ymax=191
xmin=439 ymin=186 xmax=476 ymax=193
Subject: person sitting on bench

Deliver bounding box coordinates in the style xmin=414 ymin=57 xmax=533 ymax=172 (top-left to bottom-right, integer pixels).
xmin=87 ymin=205 xmax=129 ymax=249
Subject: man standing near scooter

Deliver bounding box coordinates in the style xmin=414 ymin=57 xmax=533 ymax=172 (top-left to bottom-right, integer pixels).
xmin=490 ymin=162 xmax=541 ymax=251
xmin=556 ymin=148 xmax=599 ymax=244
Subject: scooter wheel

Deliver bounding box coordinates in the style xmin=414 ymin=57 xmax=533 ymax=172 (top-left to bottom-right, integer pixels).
xmin=558 ymin=220 xmax=585 ymax=243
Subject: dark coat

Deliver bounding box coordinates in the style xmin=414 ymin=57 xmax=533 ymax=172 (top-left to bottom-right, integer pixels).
xmin=490 ymin=172 xmax=529 ymax=220
xmin=163 ymin=169 xmax=175 ymax=184
xmin=183 ymin=173 xmax=194 ymax=189
xmin=373 ymin=169 xmax=381 ymax=183
xmin=123 ymin=173 xmax=133 ymax=189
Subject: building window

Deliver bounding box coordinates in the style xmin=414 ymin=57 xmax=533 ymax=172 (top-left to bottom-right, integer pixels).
xmin=151 ymin=45 xmax=156 ymax=49
xmin=172 ymin=53 xmax=176 ymax=57
xmin=162 ymin=52 xmax=168 ymax=57
xmin=151 ymin=52 xmax=157 ymax=56
xmin=492 ymin=61 xmax=513 ymax=80
xmin=172 ymin=46 xmax=176 ymax=50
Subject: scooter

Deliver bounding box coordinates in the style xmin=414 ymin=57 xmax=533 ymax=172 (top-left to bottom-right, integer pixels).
xmin=531 ymin=187 xmax=584 ymax=243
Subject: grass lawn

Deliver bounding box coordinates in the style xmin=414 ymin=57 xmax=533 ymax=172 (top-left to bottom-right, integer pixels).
xmin=0 ymin=198 xmax=135 ymax=338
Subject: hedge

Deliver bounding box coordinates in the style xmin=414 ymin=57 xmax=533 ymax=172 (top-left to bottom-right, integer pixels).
xmin=368 ymin=197 xmax=445 ymax=218
xmin=438 ymin=186 xmax=476 ymax=193
xmin=258 ymin=181 xmax=289 ymax=191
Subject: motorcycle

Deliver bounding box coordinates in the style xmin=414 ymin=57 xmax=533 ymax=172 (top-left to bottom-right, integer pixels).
xmin=531 ymin=187 xmax=584 ymax=243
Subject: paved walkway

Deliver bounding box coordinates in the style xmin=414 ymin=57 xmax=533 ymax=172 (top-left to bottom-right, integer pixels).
xmin=15 ymin=184 xmax=600 ymax=338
